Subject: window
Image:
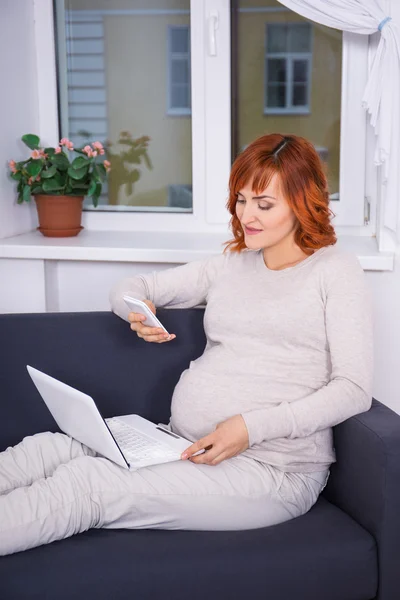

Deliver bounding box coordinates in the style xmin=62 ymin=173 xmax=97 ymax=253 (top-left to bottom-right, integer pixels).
xmin=47 ymin=1 xmax=371 ymax=234
xmin=168 ymin=26 xmax=191 ymax=115
xmin=265 ymin=23 xmax=312 ymax=114
xmin=54 ymin=1 xmax=193 ymax=215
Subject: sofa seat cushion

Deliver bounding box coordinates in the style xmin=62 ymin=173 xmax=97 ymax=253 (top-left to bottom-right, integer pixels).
xmin=0 ymin=497 xmax=377 ymax=600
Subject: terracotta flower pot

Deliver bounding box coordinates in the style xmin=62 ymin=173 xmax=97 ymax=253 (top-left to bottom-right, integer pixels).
xmin=34 ymin=195 xmax=84 ymax=238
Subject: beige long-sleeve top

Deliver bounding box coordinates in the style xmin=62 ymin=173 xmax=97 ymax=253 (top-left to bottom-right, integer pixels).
xmin=110 ymin=245 xmax=373 ymax=472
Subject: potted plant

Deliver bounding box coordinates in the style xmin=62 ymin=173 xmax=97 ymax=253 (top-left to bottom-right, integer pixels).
xmin=8 ymin=134 xmax=111 ymax=237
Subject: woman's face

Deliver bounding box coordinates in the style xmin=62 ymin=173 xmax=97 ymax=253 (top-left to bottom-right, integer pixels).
xmin=235 ymin=174 xmax=298 ymax=250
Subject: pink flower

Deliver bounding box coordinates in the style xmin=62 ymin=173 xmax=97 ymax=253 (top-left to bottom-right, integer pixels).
xmin=83 ymin=145 xmax=92 ymax=156
xmin=9 ymin=160 xmax=17 ymax=173
xmin=31 ymin=150 xmax=41 ymax=159
xmin=28 ymin=176 xmax=34 ymax=185
xmin=92 ymin=150 xmax=98 ymax=158
xmin=39 ymin=149 xmax=48 ymax=159
xmin=36 ymin=175 xmax=41 ymax=182
xmin=59 ymin=138 xmax=74 ymax=150
xmin=91 ymin=143 xmax=104 ymax=155
xmin=103 ymin=160 xmax=111 ymax=171
xmin=55 ymin=146 xmax=62 ymax=154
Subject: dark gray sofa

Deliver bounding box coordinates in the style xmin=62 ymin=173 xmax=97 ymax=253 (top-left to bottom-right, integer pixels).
xmin=0 ymin=310 xmax=399 ymax=600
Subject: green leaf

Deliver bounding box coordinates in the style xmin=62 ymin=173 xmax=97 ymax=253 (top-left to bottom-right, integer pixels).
xmin=94 ymin=164 xmax=106 ymax=182
xmin=71 ymin=156 xmax=89 ymax=169
xmin=97 ymin=164 xmax=107 ymax=180
xmin=42 ymin=178 xmax=64 ymax=192
xmin=26 ymin=160 xmax=42 ymax=178
xmin=67 ymin=166 xmax=88 ymax=180
xmin=88 ymin=180 xmax=97 ymax=196
xmin=44 ymin=147 xmax=56 ymax=157
xmin=70 ymin=182 xmax=89 ymax=190
xmin=50 ymin=154 xmax=70 ymax=171
xmin=21 ymin=134 xmax=40 ymax=150
xmin=23 ymin=185 xmax=31 ymax=202
xmin=41 ymin=165 xmax=57 ymax=179
xmin=59 ymin=171 xmax=67 ymax=187
xmin=11 ymin=172 xmax=22 ymax=181
xmin=91 ymin=182 xmax=102 ymax=207
xmin=91 ymin=166 xmax=101 ymax=182
xmin=31 ymin=186 xmax=43 ymax=195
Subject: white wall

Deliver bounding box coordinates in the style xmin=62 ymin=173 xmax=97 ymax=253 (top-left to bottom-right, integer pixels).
xmin=0 ymin=0 xmax=41 ymax=239
xmin=48 ymin=261 xmax=177 ymax=312
xmin=366 ymin=252 xmax=400 ymax=415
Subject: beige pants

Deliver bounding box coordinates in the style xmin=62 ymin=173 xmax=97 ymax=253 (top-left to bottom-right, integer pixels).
xmin=0 ymin=432 xmax=329 ymax=556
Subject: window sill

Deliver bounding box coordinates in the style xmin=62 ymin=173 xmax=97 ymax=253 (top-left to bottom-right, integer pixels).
xmin=166 ymin=109 xmax=192 ymax=117
xmin=263 ymin=108 xmax=311 ymax=116
xmin=0 ymin=230 xmax=394 ymax=270
xmin=0 ymin=230 xmax=227 ymax=264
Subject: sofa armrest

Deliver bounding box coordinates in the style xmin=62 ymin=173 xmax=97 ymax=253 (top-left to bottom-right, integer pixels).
xmin=323 ymin=399 xmax=400 ymax=600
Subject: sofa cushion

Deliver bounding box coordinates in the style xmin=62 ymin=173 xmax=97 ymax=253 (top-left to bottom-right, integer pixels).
xmin=0 ymin=497 xmax=377 ymax=600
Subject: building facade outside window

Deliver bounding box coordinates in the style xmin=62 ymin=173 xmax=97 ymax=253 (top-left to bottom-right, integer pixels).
xmin=168 ymin=25 xmax=191 ymax=115
xmin=264 ymin=23 xmax=312 ymax=114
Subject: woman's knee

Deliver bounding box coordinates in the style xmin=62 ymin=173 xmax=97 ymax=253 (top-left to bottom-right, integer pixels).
xmin=28 ymin=431 xmax=94 ymax=460
xmin=54 ymin=456 xmax=131 ymax=528
xmin=58 ymin=455 xmax=123 ymax=493
xmin=25 ymin=430 xmax=70 ymax=449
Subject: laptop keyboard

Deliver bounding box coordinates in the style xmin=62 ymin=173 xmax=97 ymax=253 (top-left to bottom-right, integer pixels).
xmin=106 ymin=418 xmax=180 ymax=464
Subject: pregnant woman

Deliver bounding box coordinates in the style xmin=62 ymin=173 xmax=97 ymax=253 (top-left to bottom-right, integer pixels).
xmin=0 ymin=133 xmax=373 ymax=555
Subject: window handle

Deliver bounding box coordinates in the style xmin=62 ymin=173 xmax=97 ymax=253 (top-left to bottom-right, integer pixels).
xmin=208 ymin=10 xmax=219 ymax=57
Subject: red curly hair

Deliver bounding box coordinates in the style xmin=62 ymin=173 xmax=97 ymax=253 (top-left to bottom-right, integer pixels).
xmin=225 ymin=133 xmax=337 ymax=254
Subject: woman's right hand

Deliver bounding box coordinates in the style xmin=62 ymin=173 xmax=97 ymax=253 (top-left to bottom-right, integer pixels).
xmin=127 ymin=300 xmax=176 ymax=343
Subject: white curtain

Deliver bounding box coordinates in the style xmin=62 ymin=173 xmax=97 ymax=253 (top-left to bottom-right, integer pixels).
xmin=277 ymin=0 xmax=400 ymax=240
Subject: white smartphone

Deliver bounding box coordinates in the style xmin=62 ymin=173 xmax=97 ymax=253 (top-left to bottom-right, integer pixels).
xmin=123 ymin=295 xmax=170 ymax=335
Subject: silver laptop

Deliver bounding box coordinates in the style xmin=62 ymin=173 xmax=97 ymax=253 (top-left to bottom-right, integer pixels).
xmin=27 ymin=365 xmax=201 ymax=470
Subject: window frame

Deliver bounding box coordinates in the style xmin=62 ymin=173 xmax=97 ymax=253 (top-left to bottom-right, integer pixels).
xmin=264 ymin=22 xmax=313 ymax=116
xmin=167 ymin=24 xmax=192 ymax=116
xmin=43 ymin=0 xmax=374 ymax=236
xmin=334 ymin=30 xmax=369 ymax=229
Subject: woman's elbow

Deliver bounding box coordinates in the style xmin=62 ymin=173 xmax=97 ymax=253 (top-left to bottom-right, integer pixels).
xmin=355 ymin=387 xmax=372 ymax=416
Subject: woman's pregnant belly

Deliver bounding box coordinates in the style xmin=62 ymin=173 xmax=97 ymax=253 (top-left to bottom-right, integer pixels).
xmin=169 ymin=351 xmax=327 ymax=443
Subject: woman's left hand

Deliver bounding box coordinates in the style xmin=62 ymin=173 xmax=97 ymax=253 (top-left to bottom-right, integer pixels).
xmin=181 ymin=415 xmax=249 ymax=466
